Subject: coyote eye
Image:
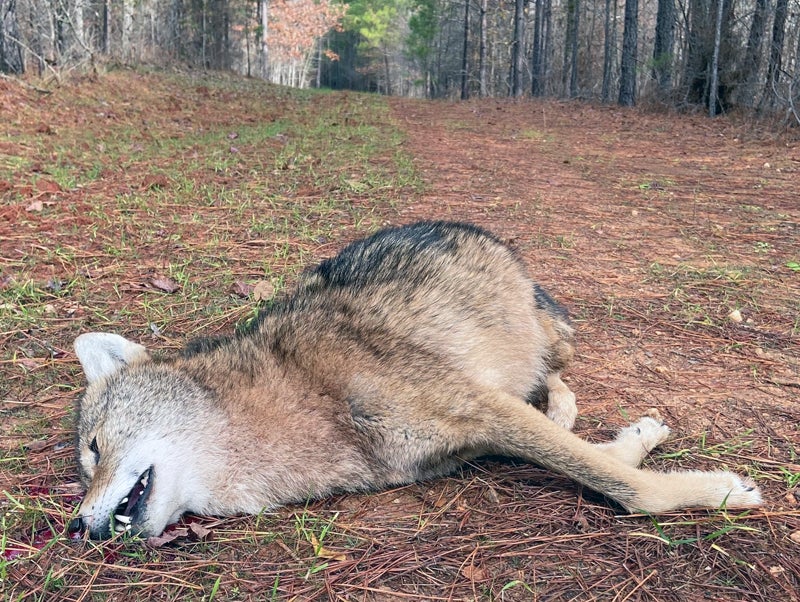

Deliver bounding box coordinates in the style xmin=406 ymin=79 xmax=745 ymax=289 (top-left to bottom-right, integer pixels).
xmin=89 ymin=436 xmax=100 ymax=463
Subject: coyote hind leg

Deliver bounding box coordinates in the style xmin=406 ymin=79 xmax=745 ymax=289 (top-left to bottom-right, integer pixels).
xmin=593 ymin=409 xmax=671 ymax=468
xmin=479 ymin=392 xmax=762 ymax=513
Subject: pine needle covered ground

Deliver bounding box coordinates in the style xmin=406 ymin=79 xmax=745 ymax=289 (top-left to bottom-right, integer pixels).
xmin=1 ymin=70 xmax=798 ymax=601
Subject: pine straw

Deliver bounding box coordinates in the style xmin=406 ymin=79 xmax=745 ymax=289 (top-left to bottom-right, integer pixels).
xmin=2 ymin=72 xmax=799 ymax=600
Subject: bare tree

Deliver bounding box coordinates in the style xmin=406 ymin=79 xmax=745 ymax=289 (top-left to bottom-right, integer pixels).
xmin=709 ymin=0 xmax=724 ymax=115
xmin=461 ymin=0 xmax=470 ymax=100
xmin=652 ymin=0 xmax=674 ymax=92
xmin=479 ymin=0 xmax=487 ymax=96
xmin=260 ymin=0 xmax=269 ymax=78
xmin=618 ymin=0 xmax=638 ymax=106
xmin=761 ymin=0 xmax=788 ymax=109
xmin=0 ymin=0 xmax=24 ymax=73
xmin=601 ymin=0 xmax=616 ymax=102
xmin=510 ymin=0 xmax=524 ymax=96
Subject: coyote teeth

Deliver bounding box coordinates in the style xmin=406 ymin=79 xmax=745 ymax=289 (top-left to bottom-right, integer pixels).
xmin=115 ymin=514 xmax=132 ymax=524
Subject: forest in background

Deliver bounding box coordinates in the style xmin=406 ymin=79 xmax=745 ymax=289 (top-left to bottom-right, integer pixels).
xmin=1 ymin=0 xmax=799 ymax=123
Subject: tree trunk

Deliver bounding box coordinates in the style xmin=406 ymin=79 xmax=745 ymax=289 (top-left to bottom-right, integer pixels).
xmin=761 ymin=0 xmax=788 ymax=108
xmin=510 ymin=0 xmax=524 ymax=96
xmin=569 ymin=0 xmax=579 ymax=97
xmin=617 ymin=0 xmax=638 ymax=106
xmin=531 ymin=0 xmax=543 ymax=96
xmin=601 ymin=0 xmax=614 ymax=102
xmin=0 ymin=0 xmax=23 ymax=74
xmin=383 ymin=47 xmax=391 ymax=95
xmin=479 ymin=0 xmax=487 ymax=96
xmin=561 ymin=0 xmax=576 ymax=95
xmin=708 ymin=0 xmax=723 ymax=116
xmin=742 ymin=0 xmax=767 ymax=95
xmin=260 ymin=0 xmax=269 ymax=79
xmin=652 ymin=0 xmax=674 ymax=92
xmin=102 ymin=0 xmax=110 ymax=54
xmin=122 ymin=0 xmax=135 ymax=62
xmin=460 ymin=0 xmax=469 ymax=100
xmin=683 ymin=0 xmax=710 ymax=105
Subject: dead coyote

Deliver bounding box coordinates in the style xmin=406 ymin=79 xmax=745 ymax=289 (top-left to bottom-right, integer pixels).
xmin=70 ymin=221 xmax=761 ymax=539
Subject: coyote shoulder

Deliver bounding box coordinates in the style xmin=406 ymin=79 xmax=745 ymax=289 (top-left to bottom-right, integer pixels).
xmin=70 ymin=221 xmax=761 ymax=539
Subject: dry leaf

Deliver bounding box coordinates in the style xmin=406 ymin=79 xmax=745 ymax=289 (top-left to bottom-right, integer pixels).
xmin=230 ymin=281 xmax=254 ymax=298
xmin=150 ymin=275 xmax=181 ymax=293
xmin=728 ymin=309 xmax=743 ymax=323
xmin=252 ymin=280 xmax=275 ymax=301
xmin=35 ymin=179 xmax=61 ymax=194
xmin=26 ymin=200 xmax=44 ymax=212
xmin=141 ymin=175 xmax=170 ymax=190
xmin=461 ymin=564 xmax=489 ymax=582
xmin=24 ymin=439 xmax=50 ymax=452
xmin=789 ymin=531 xmax=800 ymax=544
xmin=147 ymin=526 xmax=188 ymax=547
xmin=188 ymin=522 xmax=212 ymax=541
xmin=310 ymin=533 xmax=346 ymax=561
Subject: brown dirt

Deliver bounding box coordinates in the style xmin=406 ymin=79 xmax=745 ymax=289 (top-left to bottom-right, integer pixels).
xmin=1 ymin=72 xmax=799 ymax=601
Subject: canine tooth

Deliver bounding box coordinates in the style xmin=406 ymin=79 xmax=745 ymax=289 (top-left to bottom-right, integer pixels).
xmin=115 ymin=525 xmax=127 ymax=533
xmin=115 ymin=514 xmax=132 ymax=524
xmin=121 ymin=497 xmax=129 ymax=504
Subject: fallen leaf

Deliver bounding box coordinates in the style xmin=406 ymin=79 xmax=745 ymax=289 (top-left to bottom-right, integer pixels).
xmin=728 ymin=309 xmax=743 ymax=323
xmin=230 ymin=281 xmax=254 ymax=298
xmin=17 ymin=357 xmax=43 ymax=370
xmin=26 ymin=200 xmax=44 ymax=212
xmin=789 ymin=531 xmax=800 ymax=544
xmin=310 ymin=533 xmax=346 ymax=561
xmin=24 ymin=439 xmax=50 ymax=452
xmin=150 ymin=275 xmax=181 ymax=293
xmin=147 ymin=526 xmax=188 ymax=547
xmin=252 ymin=280 xmax=274 ymax=301
xmin=35 ymin=179 xmax=62 ymax=194
xmin=461 ymin=564 xmax=489 ymax=581
xmin=188 ymin=522 xmax=212 ymax=541
xmin=141 ymin=175 xmax=170 ymax=190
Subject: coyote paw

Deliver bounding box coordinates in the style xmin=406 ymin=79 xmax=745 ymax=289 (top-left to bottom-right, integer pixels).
xmin=619 ymin=412 xmax=671 ymax=453
xmin=713 ymin=472 xmax=763 ymax=508
xmin=596 ymin=411 xmax=671 ymax=467
xmin=546 ymin=388 xmax=577 ymax=431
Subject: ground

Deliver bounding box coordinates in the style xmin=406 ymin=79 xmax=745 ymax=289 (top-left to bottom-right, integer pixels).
xmin=1 ymin=70 xmax=799 ymax=601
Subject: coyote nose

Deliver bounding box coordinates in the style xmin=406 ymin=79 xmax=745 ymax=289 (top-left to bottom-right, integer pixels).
xmin=68 ymin=516 xmax=85 ymax=535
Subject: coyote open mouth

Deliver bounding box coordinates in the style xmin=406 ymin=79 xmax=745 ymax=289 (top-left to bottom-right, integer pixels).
xmin=112 ymin=466 xmax=153 ymax=534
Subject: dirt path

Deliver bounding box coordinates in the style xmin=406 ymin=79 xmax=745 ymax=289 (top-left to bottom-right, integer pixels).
xmin=390 ymin=97 xmax=799 ymax=424
xmin=386 ymin=96 xmax=800 ymax=598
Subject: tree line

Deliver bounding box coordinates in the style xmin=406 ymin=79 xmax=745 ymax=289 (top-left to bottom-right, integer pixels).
xmin=1 ymin=0 xmax=798 ymax=122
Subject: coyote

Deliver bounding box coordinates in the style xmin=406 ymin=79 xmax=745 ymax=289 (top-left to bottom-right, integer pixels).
xmin=70 ymin=221 xmax=761 ymax=539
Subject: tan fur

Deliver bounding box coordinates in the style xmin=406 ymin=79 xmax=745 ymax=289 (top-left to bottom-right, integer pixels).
xmin=71 ymin=222 xmax=761 ymax=540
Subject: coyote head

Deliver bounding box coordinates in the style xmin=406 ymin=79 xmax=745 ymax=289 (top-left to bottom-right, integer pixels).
xmin=71 ymin=333 xmax=222 ymax=540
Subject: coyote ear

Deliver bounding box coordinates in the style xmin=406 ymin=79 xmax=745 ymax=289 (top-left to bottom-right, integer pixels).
xmin=74 ymin=333 xmax=150 ymax=384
